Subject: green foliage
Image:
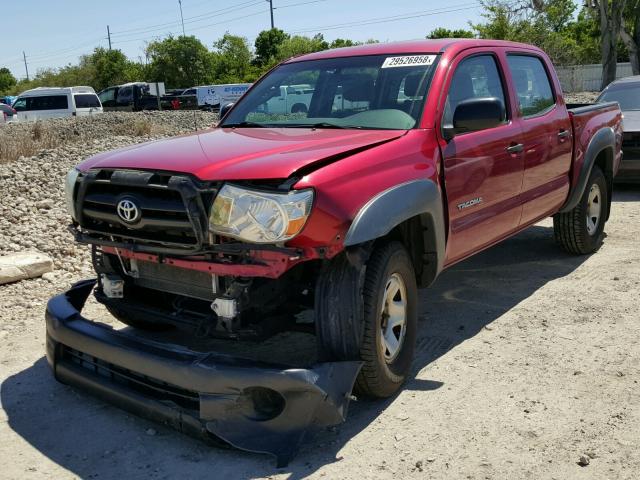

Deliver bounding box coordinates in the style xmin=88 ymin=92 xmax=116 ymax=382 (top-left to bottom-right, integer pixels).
xmin=145 ymin=35 xmax=215 ymax=88
xmin=0 ymin=67 xmax=17 ymax=94
xmin=254 ymin=28 xmax=289 ymax=66
xmin=275 ymin=34 xmax=329 ymax=62
xmin=329 ymin=38 xmax=358 ymax=48
xmin=471 ymin=0 xmax=600 ymax=65
xmin=427 ymin=27 xmax=475 ymax=39
xmin=211 ymin=33 xmax=256 ymax=83
xmin=90 ymin=47 xmax=142 ymax=91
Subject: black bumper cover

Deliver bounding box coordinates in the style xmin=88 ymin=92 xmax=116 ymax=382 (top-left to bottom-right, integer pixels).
xmin=45 ymin=280 xmax=361 ymax=467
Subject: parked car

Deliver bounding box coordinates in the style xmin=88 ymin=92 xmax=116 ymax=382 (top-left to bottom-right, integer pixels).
xmin=49 ymin=39 xmax=622 ymax=466
xmin=597 ymin=75 xmax=640 ymax=182
xmin=196 ymin=83 xmax=252 ymax=110
xmin=98 ymin=82 xmax=174 ymax=111
xmin=12 ymin=86 xmax=102 ymax=121
xmin=0 ymin=103 xmax=17 ymax=122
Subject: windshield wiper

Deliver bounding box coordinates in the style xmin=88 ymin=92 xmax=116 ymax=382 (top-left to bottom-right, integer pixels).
xmin=221 ymin=121 xmax=266 ymax=128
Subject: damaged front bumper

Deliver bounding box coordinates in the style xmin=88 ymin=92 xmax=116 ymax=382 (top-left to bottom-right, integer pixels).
xmin=45 ymin=279 xmax=361 ymax=467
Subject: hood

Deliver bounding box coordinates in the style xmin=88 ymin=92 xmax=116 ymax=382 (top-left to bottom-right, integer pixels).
xmin=79 ymin=127 xmax=406 ymax=180
xmin=622 ymin=110 xmax=640 ymax=132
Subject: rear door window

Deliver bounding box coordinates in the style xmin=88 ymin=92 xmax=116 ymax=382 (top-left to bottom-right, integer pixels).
xmin=74 ymin=94 xmax=101 ymax=108
xmin=507 ymin=55 xmax=555 ymax=117
xmin=23 ymin=95 xmax=69 ymax=111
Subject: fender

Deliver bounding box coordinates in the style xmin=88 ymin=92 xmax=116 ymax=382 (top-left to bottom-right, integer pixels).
xmin=343 ymin=179 xmax=446 ymax=283
xmin=560 ymin=127 xmax=615 ymax=213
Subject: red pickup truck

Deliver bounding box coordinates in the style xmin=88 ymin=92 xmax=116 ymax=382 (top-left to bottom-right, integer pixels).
xmin=47 ymin=39 xmax=622 ymax=465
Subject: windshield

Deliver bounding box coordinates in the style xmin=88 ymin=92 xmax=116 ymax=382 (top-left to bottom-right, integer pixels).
xmin=221 ymin=54 xmax=439 ymax=130
xmin=598 ymin=83 xmax=640 ymax=110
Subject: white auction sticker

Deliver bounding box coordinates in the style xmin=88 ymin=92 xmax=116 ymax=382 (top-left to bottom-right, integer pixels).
xmin=381 ymin=55 xmax=436 ymax=68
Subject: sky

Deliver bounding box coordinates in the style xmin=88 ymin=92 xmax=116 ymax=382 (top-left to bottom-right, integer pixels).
xmin=2 ymin=0 xmax=484 ymax=80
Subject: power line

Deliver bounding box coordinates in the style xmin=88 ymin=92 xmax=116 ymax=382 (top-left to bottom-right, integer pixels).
xmin=291 ymin=3 xmax=480 ymax=34
xmin=110 ymin=0 xmax=263 ymax=37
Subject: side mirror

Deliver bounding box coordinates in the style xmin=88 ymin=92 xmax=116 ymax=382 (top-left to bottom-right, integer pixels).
xmin=442 ymin=97 xmax=505 ymax=141
xmin=220 ymin=102 xmax=234 ymax=118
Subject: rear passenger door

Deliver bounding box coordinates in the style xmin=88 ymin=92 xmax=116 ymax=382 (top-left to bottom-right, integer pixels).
xmin=506 ymin=54 xmax=573 ymax=225
xmin=440 ymin=51 xmax=525 ymax=264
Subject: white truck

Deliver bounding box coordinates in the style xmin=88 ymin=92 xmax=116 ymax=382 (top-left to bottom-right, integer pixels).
xmin=196 ymin=83 xmax=252 ymax=111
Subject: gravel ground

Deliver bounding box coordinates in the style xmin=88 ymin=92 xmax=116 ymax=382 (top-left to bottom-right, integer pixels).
xmin=1 ymin=103 xmax=639 ymax=479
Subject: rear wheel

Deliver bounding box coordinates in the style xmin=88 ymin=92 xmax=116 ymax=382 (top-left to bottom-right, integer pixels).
xmin=315 ymin=241 xmax=417 ymax=398
xmin=553 ymin=165 xmax=608 ymax=255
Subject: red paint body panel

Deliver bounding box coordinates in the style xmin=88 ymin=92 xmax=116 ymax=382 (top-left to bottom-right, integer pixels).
xmin=102 ymin=246 xmax=311 ymax=279
xmin=78 ymin=40 xmax=622 ymax=278
xmin=78 ymin=128 xmax=404 ymax=181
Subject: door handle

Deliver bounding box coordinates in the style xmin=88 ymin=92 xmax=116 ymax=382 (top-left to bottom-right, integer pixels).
xmin=506 ymin=143 xmax=524 ymax=153
xmin=558 ymin=129 xmax=570 ymax=138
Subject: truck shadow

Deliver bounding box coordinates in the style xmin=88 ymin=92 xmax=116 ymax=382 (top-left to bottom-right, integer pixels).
xmin=1 ymin=224 xmax=589 ymax=479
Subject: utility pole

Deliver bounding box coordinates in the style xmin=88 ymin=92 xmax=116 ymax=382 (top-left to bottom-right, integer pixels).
xmin=107 ymin=25 xmax=112 ymax=50
xmin=178 ymin=0 xmax=186 ymax=36
xmin=267 ymin=0 xmax=274 ymax=29
xmin=22 ymin=51 xmax=29 ymax=81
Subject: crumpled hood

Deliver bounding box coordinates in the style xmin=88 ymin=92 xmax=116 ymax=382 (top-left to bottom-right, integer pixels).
xmin=79 ymin=127 xmax=406 ymax=180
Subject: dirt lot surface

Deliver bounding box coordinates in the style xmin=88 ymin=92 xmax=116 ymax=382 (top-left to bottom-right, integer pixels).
xmin=1 ymin=106 xmax=639 ymax=479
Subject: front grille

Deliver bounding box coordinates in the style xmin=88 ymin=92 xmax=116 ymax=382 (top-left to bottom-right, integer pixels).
xmin=75 ymin=169 xmax=218 ymax=251
xmin=61 ymin=344 xmax=200 ymax=411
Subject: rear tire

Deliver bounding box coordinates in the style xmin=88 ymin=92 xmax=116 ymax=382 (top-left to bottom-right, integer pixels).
xmin=553 ymin=165 xmax=608 ymax=255
xmin=315 ymin=241 xmax=417 ymax=398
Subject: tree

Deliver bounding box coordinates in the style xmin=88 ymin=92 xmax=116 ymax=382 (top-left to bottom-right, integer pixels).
xmin=329 ymin=38 xmax=358 ymax=48
xmin=620 ymin=0 xmax=640 ymax=74
xmin=0 ymin=67 xmax=17 ymax=94
xmin=146 ymin=35 xmax=214 ymax=88
xmin=254 ymin=28 xmax=289 ymax=66
xmin=587 ymin=0 xmax=628 ymax=88
xmin=275 ymin=34 xmax=329 ymax=61
xmin=88 ymin=47 xmax=142 ymax=91
xmin=211 ymin=33 xmax=256 ymax=83
xmin=471 ymin=1 xmax=599 ymax=66
xmin=427 ymin=27 xmax=474 ymax=39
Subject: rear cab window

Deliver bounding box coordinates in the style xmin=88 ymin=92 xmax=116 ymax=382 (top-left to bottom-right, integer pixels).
xmin=74 ymin=94 xmax=101 ymax=109
xmin=506 ymin=55 xmax=555 ymax=117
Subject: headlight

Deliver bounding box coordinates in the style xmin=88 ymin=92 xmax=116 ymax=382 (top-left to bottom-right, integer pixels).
xmin=64 ymin=167 xmax=80 ymax=220
xmin=209 ymin=184 xmax=314 ymax=243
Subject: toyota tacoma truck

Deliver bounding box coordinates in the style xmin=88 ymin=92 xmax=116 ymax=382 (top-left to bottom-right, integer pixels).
xmin=47 ymin=39 xmax=622 ymax=465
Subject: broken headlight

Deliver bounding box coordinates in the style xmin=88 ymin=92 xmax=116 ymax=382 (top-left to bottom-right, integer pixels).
xmin=209 ymin=184 xmax=313 ymax=244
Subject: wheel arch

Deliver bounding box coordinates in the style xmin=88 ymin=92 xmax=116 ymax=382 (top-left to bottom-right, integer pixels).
xmin=343 ymin=179 xmax=446 ymax=287
xmin=560 ymin=127 xmax=615 ymax=217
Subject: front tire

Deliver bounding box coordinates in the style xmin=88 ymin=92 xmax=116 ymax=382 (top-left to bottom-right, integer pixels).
xmin=315 ymin=242 xmax=417 ymax=398
xmin=554 ymin=165 xmax=608 ymax=255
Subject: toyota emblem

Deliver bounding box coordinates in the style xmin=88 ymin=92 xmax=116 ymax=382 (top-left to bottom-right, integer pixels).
xmin=116 ymin=198 xmax=140 ymax=224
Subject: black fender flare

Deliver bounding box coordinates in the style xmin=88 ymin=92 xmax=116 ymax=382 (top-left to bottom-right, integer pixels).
xmin=343 ymin=179 xmax=446 ymax=284
xmin=560 ymin=127 xmax=615 ymax=213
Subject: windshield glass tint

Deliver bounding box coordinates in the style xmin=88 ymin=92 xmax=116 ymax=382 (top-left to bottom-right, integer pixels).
xmin=221 ymin=54 xmax=439 ymax=130
xmin=598 ymin=84 xmax=640 ymax=110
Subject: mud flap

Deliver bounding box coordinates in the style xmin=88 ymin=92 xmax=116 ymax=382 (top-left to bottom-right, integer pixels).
xmin=45 ymin=280 xmax=362 ymax=467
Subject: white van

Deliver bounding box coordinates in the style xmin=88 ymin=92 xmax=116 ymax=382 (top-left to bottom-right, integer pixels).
xmin=12 ymin=86 xmax=103 ymax=121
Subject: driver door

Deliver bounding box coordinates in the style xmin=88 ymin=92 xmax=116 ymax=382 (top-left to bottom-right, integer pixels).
xmin=440 ymin=51 xmax=525 ymax=265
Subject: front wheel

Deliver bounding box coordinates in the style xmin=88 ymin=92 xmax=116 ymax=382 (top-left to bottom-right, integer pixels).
xmin=315 ymin=242 xmax=418 ymax=398
xmin=553 ymin=165 xmax=608 ymax=255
